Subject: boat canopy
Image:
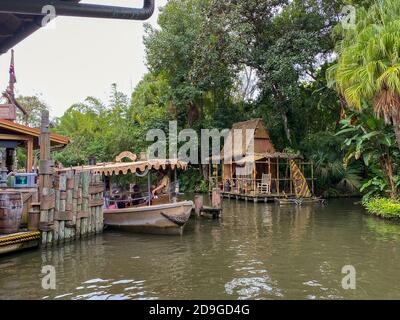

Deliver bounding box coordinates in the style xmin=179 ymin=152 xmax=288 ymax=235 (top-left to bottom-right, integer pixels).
xmin=56 ymin=159 xmax=188 ymax=176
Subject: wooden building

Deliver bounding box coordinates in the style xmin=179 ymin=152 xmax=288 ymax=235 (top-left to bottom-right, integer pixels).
xmin=0 ymin=118 xmax=70 ymax=172
xmin=210 ymin=118 xmax=314 ymax=202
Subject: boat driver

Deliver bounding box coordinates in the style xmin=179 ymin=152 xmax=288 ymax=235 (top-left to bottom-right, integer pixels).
xmin=152 ymin=171 xmax=170 ymax=197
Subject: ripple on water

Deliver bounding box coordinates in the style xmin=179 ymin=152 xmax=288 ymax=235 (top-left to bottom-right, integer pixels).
xmin=225 ymin=276 xmax=284 ymax=300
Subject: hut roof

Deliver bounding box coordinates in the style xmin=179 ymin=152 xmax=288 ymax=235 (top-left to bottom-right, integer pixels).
xmin=221 ymin=118 xmax=276 ymax=161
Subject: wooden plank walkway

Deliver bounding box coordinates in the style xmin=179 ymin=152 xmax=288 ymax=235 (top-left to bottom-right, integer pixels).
xmin=219 ymin=191 xmax=296 ymax=203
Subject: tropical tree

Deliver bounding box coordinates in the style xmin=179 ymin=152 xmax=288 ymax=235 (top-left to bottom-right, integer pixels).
xmin=15 ymin=95 xmax=49 ymax=127
xmin=337 ymin=107 xmax=399 ymax=199
xmin=329 ymin=0 xmax=400 ymax=149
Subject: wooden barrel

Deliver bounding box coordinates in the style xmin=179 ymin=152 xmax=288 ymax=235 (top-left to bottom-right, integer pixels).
xmin=0 ymin=192 xmax=23 ymax=234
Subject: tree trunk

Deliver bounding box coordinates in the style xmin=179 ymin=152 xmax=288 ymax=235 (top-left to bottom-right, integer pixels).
xmin=281 ymin=111 xmax=292 ymax=144
xmin=393 ymin=120 xmax=400 ymax=150
xmin=379 ymin=154 xmax=397 ymax=199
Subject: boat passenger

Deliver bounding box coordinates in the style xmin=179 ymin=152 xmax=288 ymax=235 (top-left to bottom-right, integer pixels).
xmin=131 ymin=184 xmax=143 ymax=205
xmin=55 ymin=160 xmax=64 ymax=169
xmin=152 ymin=171 xmax=170 ymax=196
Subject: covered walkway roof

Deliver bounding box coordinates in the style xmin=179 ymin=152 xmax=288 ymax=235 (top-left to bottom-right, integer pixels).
xmin=0 ymin=0 xmax=155 ymax=55
xmin=0 ymin=119 xmax=70 ymax=149
xmin=0 ymin=1 xmax=81 ymax=54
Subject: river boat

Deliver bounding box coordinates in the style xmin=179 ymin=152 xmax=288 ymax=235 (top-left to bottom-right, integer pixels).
xmin=66 ymin=154 xmax=194 ymax=235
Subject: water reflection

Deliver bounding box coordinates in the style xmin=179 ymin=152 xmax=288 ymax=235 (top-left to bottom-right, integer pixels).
xmin=1 ymin=198 xmax=400 ymax=300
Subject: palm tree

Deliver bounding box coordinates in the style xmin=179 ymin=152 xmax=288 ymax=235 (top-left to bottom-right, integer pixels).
xmin=328 ymin=0 xmax=400 ymax=149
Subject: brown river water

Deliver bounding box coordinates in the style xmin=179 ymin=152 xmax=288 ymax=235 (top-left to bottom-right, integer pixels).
xmin=1 ymin=198 xmax=400 ymax=300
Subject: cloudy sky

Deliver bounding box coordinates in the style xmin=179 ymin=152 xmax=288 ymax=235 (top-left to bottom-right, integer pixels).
xmin=0 ymin=0 xmax=168 ymax=117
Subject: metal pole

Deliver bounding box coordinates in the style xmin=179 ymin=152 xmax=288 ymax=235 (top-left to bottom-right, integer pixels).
xmin=147 ymin=171 xmax=151 ymax=206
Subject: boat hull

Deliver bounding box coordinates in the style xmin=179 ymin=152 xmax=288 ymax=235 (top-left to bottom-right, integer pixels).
xmin=274 ymin=197 xmax=325 ymax=206
xmin=104 ymin=201 xmax=194 ymax=236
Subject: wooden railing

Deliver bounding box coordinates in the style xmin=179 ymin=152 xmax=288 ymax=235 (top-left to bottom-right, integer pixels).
xmin=211 ymin=177 xmax=316 ymax=195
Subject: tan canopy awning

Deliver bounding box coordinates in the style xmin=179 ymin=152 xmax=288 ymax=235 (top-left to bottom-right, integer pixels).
xmin=57 ymin=159 xmax=188 ymax=176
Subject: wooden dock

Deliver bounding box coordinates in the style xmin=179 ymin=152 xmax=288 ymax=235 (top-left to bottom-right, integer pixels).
xmin=200 ymin=206 xmax=222 ymax=219
xmin=220 ymin=191 xmax=294 ymax=203
xmin=193 ymin=194 xmax=223 ymax=219
xmin=0 ymin=231 xmax=41 ymax=255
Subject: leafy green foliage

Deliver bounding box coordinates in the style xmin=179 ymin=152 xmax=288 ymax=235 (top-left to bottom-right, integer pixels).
xmin=363 ymin=197 xmax=400 ymax=220
xmin=337 ymin=107 xmax=400 ymax=199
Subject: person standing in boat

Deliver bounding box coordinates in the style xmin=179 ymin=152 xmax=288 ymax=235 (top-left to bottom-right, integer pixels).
xmin=152 ymin=171 xmax=170 ymax=197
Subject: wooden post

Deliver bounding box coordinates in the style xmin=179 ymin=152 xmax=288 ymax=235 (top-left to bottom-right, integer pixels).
xmin=215 ymin=164 xmax=219 ymax=191
xmin=59 ymin=174 xmax=67 ymax=243
xmin=38 ymin=110 xmax=54 ymax=246
xmin=253 ymin=162 xmax=257 ymax=196
xmin=72 ymin=172 xmax=79 ymax=237
xmin=81 ymin=171 xmax=90 ymax=237
xmin=54 ymin=181 xmax=60 ymax=243
xmin=76 ymin=173 xmax=82 ymax=238
xmin=230 ymin=163 xmax=233 ymax=186
xmin=194 ymin=194 xmax=203 ymax=216
xmin=268 ymin=158 xmax=271 ymax=174
xmin=66 ymin=171 xmax=74 ymax=240
xmin=208 ymin=162 xmax=212 ymax=192
xmin=276 ymin=158 xmax=280 ymax=196
xmin=212 ymin=189 xmax=221 ymax=209
xmin=26 ymin=138 xmax=33 ymax=172
xmin=311 ymin=161 xmax=315 ymax=195
xmin=289 ymin=159 xmax=293 ymax=195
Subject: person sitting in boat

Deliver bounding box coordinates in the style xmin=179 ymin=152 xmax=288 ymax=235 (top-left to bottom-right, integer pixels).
xmin=131 ymin=184 xmax=143 ymax=206
xmin=55 ymin=160 xmax=64 ymax=169
xmin=152 ymin=171 xmax=170 ymax=197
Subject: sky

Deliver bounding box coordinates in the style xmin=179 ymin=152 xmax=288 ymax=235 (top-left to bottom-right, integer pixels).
xmin=0 ymin=0 xmax=168 ymax=118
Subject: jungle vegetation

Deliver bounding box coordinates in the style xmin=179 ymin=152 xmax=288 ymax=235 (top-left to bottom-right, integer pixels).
xmin=15 ymin=0 xmax=400 ymax=209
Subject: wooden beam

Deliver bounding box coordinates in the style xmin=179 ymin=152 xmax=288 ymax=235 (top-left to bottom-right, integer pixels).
xmin=0 ymin=133 xmax=30 ymax=141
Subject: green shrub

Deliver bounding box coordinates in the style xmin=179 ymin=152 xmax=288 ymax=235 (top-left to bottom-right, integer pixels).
xmin=363 ymin=198 xmax=400 ymax=220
